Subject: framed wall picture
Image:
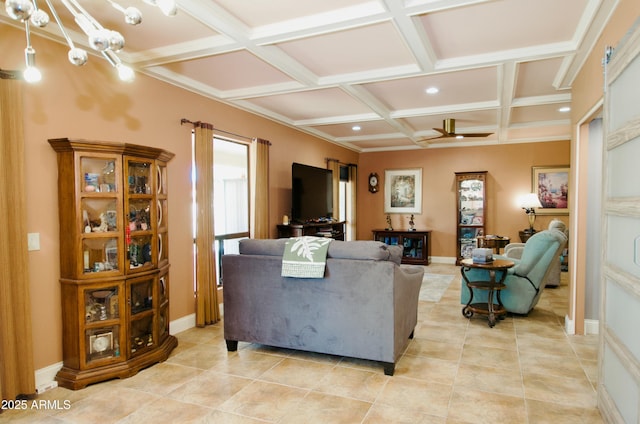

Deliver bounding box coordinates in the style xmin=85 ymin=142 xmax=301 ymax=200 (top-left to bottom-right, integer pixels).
xmin=384 ymin=168 xmax=422 ymax=213
xmin=532 ymin=165 xmax=569 ymax=215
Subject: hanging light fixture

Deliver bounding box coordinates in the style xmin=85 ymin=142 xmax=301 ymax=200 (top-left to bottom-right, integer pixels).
xmin=4 ymin=0 xmax=177 ymax=83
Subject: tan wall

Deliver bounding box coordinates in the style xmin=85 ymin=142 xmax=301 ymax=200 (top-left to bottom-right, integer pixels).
xmin=1 ymin=25 xmax=357 ymax=370
xmin=357 ymin=141 xmax=570 ymax=257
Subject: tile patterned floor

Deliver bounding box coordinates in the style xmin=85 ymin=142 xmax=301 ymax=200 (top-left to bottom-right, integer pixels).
xmin=2 ymin=264 xmax=603 ymax=423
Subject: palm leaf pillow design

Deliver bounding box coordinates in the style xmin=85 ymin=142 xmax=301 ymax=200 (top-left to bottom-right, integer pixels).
xmin=282 ymin=236 xmax=332 ymax=278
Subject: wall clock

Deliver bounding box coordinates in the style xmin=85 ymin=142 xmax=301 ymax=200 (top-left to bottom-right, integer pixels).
xmin=368 ymin=172 xmax=379 ymax=193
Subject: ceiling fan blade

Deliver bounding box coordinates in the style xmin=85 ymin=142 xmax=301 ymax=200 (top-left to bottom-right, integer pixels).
xmin=432 ymin=128 xmax=448 ymax=135
xmin=419 ymin=119 xmax=493 ymax=145
xmin=456 ymin=132 xmax=493 ymax=138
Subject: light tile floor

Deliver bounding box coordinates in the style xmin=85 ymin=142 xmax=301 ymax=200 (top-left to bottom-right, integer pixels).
xmin=2 ymin=264 xmax=603 ymax=423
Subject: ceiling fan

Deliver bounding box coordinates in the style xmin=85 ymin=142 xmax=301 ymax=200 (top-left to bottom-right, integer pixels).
xmin=419 ymin=118 xmax=493 ymax=142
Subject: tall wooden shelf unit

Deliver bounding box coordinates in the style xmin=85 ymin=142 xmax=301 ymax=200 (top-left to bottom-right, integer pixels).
xmin=455 ymin=171 xmax=487 ymax=265
xmin=49 ymin=138 xmax=177 ymax=390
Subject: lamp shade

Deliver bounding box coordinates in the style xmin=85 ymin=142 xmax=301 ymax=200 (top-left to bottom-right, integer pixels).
xmin=519 ymin=193 xmax=542 ymax=209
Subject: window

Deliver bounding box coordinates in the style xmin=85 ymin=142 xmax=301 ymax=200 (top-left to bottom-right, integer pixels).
xmin=213 ymin=138 xmax=250 ymax=284
xmin=192 ymin=136 xmax=250 ymax=288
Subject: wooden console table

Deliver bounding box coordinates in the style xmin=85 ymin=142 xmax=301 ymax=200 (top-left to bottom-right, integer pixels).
xmin=277 ymin=221 xmax=345 ymax=240
xmin=372 ymin=229 xmax=431 ymax=266
xmin=477 ymin=236 xmax=510 ymax=254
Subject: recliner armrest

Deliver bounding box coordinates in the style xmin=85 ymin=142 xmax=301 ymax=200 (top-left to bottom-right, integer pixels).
xmin=503 ymin=243 xmax=525 ymax=259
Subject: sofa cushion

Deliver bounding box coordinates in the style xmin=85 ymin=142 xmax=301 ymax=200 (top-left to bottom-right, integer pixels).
xmin=239 ymin=238 xmax=398 ymax=262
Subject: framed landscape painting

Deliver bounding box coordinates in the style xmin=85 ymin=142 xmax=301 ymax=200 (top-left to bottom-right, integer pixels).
xmin=532 ymin=165 xmax=569 ymax=215
xmin=384 ymin=168 xmax=422 ymax=213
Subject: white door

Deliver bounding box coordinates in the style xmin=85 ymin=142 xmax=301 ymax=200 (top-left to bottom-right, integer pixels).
xmin=599 ymin=19 xmax=640 ymax=423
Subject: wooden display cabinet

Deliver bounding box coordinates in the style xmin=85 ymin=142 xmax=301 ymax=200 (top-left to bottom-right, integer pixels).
xmin=455 ymin=171 xmax=487 ymax=265
xmin=372 ymin=229 xmax=431 ymax=266
xmin=49 ymin=138 xmax=177 ymax=390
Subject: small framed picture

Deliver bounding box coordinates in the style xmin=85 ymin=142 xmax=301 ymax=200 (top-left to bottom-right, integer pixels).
xmin=89 ymin=331 xmax=113 ymax=354
xmin=384 ymin=168 xmax=422 ymax=214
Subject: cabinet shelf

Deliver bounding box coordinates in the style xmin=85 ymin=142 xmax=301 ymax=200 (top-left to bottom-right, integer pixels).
xmin=130 ymin=308 xmax=154 ymax=319
xmin=49 ymin=138 xmax=177 ymax=390
xmin=85 ymin=319 xmax=120 ymax=328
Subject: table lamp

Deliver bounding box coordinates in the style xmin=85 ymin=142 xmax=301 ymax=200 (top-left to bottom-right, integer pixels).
xmin=519 ymin=193 xmax=542 ymax=234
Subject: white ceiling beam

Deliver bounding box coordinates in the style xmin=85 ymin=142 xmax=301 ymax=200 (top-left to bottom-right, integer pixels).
xmin=511 ymin=94 xmax=572 ymax=107
xmin=382 ymin=0 xmax=437 ymax=71
xmin=392 ymin=101 xmax=500 ymax=119
xmin=497 ymin=61 xmax=517 ymax=141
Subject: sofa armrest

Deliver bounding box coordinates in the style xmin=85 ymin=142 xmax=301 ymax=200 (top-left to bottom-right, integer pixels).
xmin=503 ymin=243 xmax=525 ymax=259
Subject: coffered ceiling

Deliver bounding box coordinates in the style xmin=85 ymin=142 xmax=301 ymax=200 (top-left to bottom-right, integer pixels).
xmin=1 ymin=0 xmax=617 ymax=151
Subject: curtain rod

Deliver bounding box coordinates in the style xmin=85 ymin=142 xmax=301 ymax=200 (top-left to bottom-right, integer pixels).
xmin=180 ymin=118 xmax=253 ymax=141
xmin=0 ymin=69 xmax=22 ymax=80
xmin=326 ymin=157 xmax=357 ymax=167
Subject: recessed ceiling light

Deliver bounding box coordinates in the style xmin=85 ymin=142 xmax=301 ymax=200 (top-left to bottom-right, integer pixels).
xmin=352 ymin=125 xmax=361 ymax=131
xmin=425 ymin=87 xmax=439 ymax=94
xmin=558 ymin=106 xmax=571 ymax=113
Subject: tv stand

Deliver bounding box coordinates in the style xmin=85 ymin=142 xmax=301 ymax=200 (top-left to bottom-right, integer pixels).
xmin=277 ymin=221 xmax=345 ymax=241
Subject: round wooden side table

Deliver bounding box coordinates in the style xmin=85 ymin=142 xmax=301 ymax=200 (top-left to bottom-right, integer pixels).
xmin=460 ymin=258 xmax=515 ymax=327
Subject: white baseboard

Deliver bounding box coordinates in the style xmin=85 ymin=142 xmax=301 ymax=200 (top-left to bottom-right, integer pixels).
xmin=35 ymin=362 xmax=62 ymax=393
xmin=565 ymin=315 xmax=599 ymax=335
xmin=34 ymin=314 xmax=197 ymax=394
xmin=565 ymin=314 xmax=575 ymax=335
xmin=430 ymin=256 xmax=457 ymax=265
xmin=584 ymin=319 xmax=599 ymax=335
xmin=170 ymin=313 xmax=196 ymax=335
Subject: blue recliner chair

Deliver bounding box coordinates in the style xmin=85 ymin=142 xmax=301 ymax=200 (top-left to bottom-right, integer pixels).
xmin=460 ymin=229 xmax=567 ymax=315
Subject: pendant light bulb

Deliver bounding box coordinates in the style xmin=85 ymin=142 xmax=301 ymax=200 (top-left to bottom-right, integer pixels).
xmin=116 ymin=63 xmax=135 ymax=82
xmin=24 ymin=46 xmax=42 ymax=83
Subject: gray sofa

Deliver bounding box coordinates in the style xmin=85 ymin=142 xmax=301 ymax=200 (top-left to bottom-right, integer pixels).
xmin=221 ymin=238 xmax=424 ymax=375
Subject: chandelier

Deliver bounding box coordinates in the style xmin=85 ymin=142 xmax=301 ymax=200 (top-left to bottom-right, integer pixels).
xmin=4 ymin=0 xmax=177 ymax=83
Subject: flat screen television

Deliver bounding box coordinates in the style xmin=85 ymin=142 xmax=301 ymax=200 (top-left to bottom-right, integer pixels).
xmin=291 ymin=162 xmax=333 ymax=223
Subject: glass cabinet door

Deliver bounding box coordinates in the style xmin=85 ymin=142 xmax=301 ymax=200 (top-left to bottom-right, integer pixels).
xmin=86 ymin=326 xmax=121 ymax=363
xmin=84 ymin=285 xmax=120 ymax=323
xmin=129 ymin=278 xmax=153 ymax=315
xmin=82 ymin=283 xmax=123 ymax=365
xmin=80 ymin=156 xmax=118 ymax=194
xmin=157 ymin=162 xmax=169 ymax=267
xmin=458 ymin=178 xmax=484 ymax=226
xmin=128 ymin=277 xmax=155 ymax=356
xmin=158 ymin=270 xmax=170 ymax=344
xmin=126 ymin=160 xmax=152 ymax=194
xmin=78 ymin=154 xmax=123 ymax=277
xmin=124 ymin=157 xmax=156 ymax=272
xmin=455 ymin=172 xmax=487 ymax=264
xmin=402 ymin=235 xmax=423 ymax=260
